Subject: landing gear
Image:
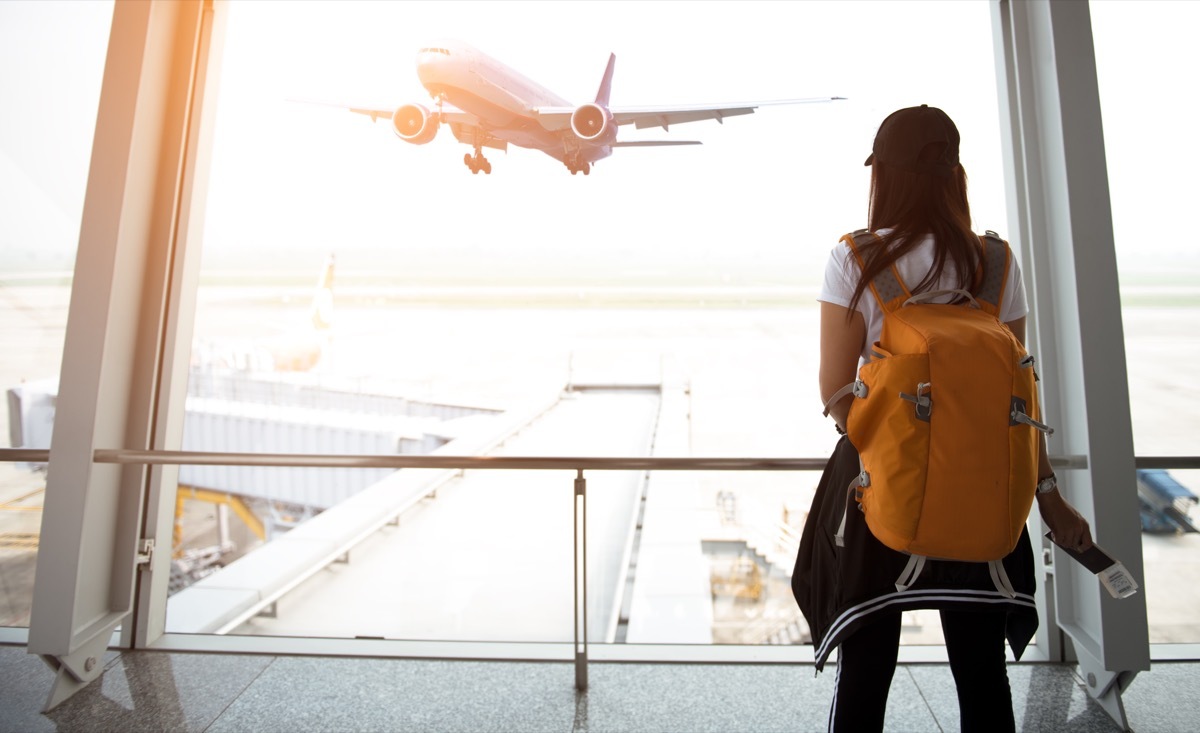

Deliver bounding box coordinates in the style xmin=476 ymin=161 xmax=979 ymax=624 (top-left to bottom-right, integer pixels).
xmin=464 ymin=148 xmax=491 ymax=175
xmin=566 ymin=158 xmax=591 ymax=176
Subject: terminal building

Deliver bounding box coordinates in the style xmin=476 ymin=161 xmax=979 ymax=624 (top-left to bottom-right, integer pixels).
xmin=1 ymin=1 xmax=1197 ymax=731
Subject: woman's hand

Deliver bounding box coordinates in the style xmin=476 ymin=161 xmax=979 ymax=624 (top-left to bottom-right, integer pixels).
xmin=1037 ymin=490 xmax=1094 ymax=551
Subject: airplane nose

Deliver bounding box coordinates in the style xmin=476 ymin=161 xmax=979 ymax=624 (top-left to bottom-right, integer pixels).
xmin=415 ymin=48 xmax=448 ymax=87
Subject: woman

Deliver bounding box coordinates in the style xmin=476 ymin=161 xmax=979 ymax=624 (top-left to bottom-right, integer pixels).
xmin=793 ymin=105 xmax=1093 ymax=732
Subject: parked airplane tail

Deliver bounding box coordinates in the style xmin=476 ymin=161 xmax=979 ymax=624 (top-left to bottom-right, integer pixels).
xmin=164 ymin=255 xmax=339 ymax=374
xmin=594 ymin=53 xmax=616 ymax=107
xmin=311 ymin=254 xmax=335 ymax=332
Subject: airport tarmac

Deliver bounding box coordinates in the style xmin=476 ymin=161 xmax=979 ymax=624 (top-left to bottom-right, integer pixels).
xmin=1 ymin=282 xmax=1198 ymax=644
xmin=223 ymin=388 xmax=661 ymax=642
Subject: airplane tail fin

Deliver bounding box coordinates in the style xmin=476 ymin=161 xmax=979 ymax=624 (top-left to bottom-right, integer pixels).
xmin=311 ymin=254 xmax=335 ymax=332
xmin=594 ymin=53 xmax=616 ymax=107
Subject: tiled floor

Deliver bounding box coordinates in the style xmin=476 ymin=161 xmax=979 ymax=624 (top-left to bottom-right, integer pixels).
xmin=1 ymin=645 xmax=1195 ymax=732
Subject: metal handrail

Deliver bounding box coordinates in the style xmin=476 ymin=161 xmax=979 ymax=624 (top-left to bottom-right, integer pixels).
xmin=0 ymin=449 xmax=53 ymax=464
xmin=7 ymin=447 xmax=1200 ymax=470
xmin=1134 ymin=457 xmax=1200 ymax=470
xmin=91 ymin=450 xmax=830 ymax=471
xmin=0 ymin=448 xmax=1107 ymax=470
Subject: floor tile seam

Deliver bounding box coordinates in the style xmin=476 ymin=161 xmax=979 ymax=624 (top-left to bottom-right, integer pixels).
xmin=903 ymin=665 xmax=945 ymax=733
xmin=198 ymin=653 xmax=280 ymax=733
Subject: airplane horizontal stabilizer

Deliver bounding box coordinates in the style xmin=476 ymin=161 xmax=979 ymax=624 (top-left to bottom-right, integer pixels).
xmin=611 ymin=140 xmax=702 ymax=147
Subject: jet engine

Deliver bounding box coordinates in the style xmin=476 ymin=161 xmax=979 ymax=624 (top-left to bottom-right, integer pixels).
xmin=391 ymin=104 xmax=439 ymax=145
xmin=570 ymin=103 xmax=616 ymax=145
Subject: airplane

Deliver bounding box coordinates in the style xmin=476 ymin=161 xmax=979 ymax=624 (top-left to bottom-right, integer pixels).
xmin=337 ymin=40 xmax=843 ymax=175
xmin=191 ymin=254 xmax=335 ymax=373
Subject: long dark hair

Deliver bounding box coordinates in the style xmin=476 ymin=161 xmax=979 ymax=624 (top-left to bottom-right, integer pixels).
xmin=847 ymin=159 xmax=981 ymax=314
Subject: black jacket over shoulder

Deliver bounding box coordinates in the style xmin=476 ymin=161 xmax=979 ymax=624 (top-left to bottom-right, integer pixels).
xmin=791 ymin=437 xmax=1040 ymax=671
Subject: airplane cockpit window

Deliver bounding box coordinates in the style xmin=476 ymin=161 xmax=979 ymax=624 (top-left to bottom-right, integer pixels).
xmin=419 ymin=47 xmax=450 ymax=55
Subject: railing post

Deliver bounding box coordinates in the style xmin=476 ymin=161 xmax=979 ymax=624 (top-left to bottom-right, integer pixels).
xmin=573 ymin=468 xmax=588 ymax=691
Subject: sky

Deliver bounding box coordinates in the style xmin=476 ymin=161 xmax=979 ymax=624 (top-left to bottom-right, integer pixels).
xmin=0 ymin=0 xmax=111 ymax=270
xmin=0 ymin=0 xmax=1197 ymax=280
xmin=200 ymin=0 xmax=1012 ymax=282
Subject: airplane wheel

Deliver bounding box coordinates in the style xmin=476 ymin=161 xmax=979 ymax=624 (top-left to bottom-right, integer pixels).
xmin=582 ymin=163 xmax=591 ymax=176
xmin=482 ymin=160 xmax=492 ymax=174
xmin=570 ymin=168 xmax=578 ymax=175
xmin=464 ymin=153 xmax=473 ymax=167
xmin=471 ymin=165 xmax=480 ymax=175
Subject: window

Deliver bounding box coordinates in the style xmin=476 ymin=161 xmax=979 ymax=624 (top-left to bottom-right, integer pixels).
xmin=0 ymin=0 xmax=113 ymax=629
xmin=1091 ymin=0 xmax=1200 ymax=646
xmin=161 ymin=0 xmax=1011 ymax=649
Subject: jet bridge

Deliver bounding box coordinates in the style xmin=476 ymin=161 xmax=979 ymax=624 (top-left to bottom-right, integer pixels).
xmin=166 ymin=385 xmax=663 ymax=645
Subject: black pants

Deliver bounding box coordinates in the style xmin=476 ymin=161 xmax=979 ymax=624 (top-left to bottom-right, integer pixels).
xmin=828 ymin=609 xmax=1015 ymax=732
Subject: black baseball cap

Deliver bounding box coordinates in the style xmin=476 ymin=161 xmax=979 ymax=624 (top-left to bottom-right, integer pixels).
xmin=864 ymin=104 xmax=960 ymax=176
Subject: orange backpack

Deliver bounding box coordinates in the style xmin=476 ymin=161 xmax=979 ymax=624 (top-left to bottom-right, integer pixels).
xmin=823 ymin=229 xmax=1053 ymax=595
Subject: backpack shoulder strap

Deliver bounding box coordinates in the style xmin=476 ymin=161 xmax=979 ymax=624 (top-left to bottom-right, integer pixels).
xmin=840 ymin=229 xmax=911 ymax=313
xmin=976 ymin=231 xmax=1012 ymax=318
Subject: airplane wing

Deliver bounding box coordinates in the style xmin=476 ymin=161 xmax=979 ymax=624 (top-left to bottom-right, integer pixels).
xmin=289 ymin=98 xmax=483 ymax=127
xmin=343 ymin=104 xmax=394 ymax=123
xmin=293 ymin=98 xmax=507 ymax=152
xmin=610 ymin=140 xmax=701 ymax=147
xmin=532 ymin=97 xmax=844 ymax=132
xmin=342 ymin=102 xmax=481 ymax=127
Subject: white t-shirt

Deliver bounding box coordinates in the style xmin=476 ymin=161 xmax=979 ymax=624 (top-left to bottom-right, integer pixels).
xmin=818 ymin=231 xmax=1029 ymax=363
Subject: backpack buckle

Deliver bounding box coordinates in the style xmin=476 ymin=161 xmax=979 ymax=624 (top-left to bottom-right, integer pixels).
xmin=1020 ymin=354 xmax=1041 ymax=382
xmin=899 ymin=382 xmax=933 ymax=422
xmin=1011 ymin=396 xmax=1054 ymax=435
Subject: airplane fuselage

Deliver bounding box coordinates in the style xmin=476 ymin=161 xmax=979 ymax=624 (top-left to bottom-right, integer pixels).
xmin=415 ymin=41 xmax=612 ymax=165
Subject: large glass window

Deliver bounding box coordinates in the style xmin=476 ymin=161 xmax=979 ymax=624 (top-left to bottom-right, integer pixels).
xmin=0 ymin=1 xmax=113 ymax=629
xmin=1091 ymin=0 xmax=1200 ymax=645
xmin=129 ymin=0 xmax=1006 ymax=647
